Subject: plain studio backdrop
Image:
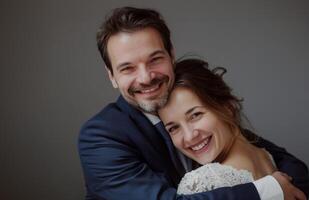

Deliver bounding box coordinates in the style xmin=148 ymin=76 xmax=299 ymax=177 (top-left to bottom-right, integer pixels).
xmin=1 ymin=0 xmax=308 ymax=199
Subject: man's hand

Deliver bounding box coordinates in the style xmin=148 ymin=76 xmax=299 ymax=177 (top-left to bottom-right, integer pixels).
xmin=272 ymin=171 xmax=306 ymax=200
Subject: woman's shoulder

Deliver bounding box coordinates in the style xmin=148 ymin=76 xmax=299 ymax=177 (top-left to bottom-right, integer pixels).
xmin=177 ymin=163 xmax=254 ymax=195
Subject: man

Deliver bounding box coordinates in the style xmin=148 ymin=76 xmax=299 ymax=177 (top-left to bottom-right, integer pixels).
xmin=78 ymin=7 xmax=308 ymax=200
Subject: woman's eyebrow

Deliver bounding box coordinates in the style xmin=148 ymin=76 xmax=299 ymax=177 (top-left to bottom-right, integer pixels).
xmin=185 ymin=106 xmax=204 ymax=115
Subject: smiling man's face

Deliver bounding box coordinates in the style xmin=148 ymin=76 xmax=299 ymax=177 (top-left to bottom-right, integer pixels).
xmin=106 ymin=27 xmax=174 ymax=113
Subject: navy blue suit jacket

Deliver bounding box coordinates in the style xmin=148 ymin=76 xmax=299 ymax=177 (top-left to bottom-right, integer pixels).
xmin=78 ymin=96 xmax=309 ymax=200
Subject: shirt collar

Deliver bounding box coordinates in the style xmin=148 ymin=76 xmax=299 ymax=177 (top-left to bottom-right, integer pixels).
xmin=143 ymin=112 xmax=161 ymax=125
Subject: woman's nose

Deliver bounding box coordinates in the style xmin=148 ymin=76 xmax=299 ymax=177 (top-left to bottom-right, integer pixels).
xmin=183 ymin=126 xmax=199 ymax=144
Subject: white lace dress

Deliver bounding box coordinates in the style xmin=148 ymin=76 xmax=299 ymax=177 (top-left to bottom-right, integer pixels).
xmin=177 ymin=162 xmax=254 ymax=195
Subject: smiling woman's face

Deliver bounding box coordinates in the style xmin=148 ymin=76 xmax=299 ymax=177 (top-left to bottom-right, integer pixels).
xmin=158 ymin=87 xmax=234 ymax=165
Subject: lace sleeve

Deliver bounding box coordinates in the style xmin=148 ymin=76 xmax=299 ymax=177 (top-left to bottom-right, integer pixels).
xmin=177 ymin=163 xmax=254 ymax=195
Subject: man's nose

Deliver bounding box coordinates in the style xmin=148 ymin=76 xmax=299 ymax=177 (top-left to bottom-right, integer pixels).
xmin=136 ymin=66 xmax=153 ymax=84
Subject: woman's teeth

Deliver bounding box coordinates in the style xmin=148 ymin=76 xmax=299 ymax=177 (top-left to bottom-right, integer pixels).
xmin=191 ymin=137 xmax=211 ymax=151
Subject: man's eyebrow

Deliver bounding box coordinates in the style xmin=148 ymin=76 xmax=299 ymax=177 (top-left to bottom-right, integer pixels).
xmin=149 ymin=50 xmax=166 ymax=58
xmin=116 ymin=62 xmax=131 ymax=71
xmin=115 ymin=50 xmax=167 ymax=70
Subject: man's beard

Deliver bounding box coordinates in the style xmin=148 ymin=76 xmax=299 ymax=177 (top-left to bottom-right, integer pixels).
xmin=137 ymin=91 xmax=169 ymax=113
xmin=128 ymin=76 xmax=171 ymax=113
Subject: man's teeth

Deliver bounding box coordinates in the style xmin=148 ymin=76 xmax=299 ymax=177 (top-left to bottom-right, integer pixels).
xmin=140 ymin=84 xmax=159 ymax=93
xmin=191 ymin=137 xmax=210 ymax=151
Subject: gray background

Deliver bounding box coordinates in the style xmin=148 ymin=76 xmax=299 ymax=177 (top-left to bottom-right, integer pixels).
xmin=1 ymin=0 xmax=308 ymax=199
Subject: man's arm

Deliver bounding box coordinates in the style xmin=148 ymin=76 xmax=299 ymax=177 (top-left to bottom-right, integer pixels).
xmin=78 ymin=120 xmax=260 ymax=200
xmin=272 ymin=172 xmax=307 ymax=200
xmin=253 ymin=132 xmax=309 ymax=197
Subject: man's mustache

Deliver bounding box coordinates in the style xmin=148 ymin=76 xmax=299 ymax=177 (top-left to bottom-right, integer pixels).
xmin=128 ymin=77 xmax=167 ymax=95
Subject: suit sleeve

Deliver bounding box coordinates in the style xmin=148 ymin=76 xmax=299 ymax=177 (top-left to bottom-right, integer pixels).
xmin=254 ymin=134 xmax=309 ymax=198
xmin=78 ymin=120 xmax=261 ymax=200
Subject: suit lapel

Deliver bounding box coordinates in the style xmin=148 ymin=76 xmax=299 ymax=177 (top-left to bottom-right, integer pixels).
xmin=116 ymin=96 xmax=182 ymax=184
xmin=116 ymin=96 xmax=168 ymax=157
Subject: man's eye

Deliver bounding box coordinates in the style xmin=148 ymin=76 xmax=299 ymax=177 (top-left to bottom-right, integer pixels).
xmin=120 ymin=66 xmax=133 ymax=73
xmin=150 ymin=57 xmax=163 ymax=64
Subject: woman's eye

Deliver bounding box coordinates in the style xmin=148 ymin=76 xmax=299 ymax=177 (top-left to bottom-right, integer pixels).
xmin=190 ymin=112 xmax=203 ymax=120
xmin=167 ymin=126 xmax=178 ymax=135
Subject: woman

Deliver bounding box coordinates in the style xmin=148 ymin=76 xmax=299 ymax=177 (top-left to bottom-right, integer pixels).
xmin=158 ymin=58 xmax=277 ymax=194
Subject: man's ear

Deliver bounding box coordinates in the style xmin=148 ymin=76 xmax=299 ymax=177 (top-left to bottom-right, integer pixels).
xmin=105 ymin=66 xmax=118 ymax=88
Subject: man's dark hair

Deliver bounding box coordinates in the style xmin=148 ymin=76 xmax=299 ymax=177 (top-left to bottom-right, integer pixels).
xmin=96 ymin=7 xmax=173 ymax=74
